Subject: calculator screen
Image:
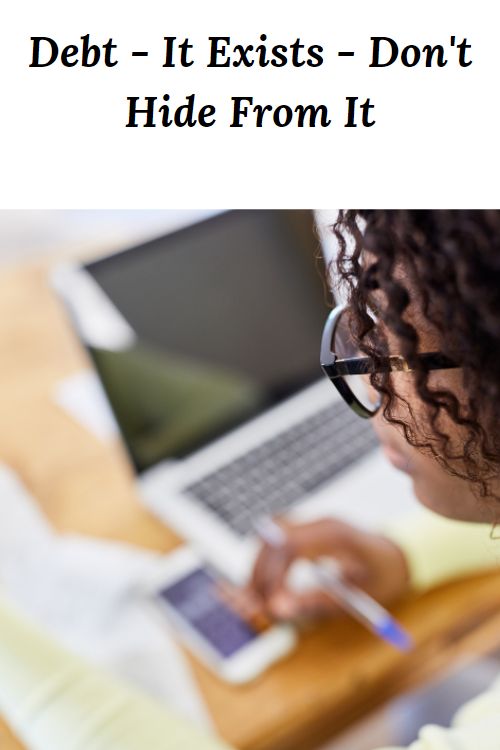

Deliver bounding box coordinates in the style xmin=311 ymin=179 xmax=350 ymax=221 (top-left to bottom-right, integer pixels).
xmin=159 ymin=568 xmax=258 ymax=658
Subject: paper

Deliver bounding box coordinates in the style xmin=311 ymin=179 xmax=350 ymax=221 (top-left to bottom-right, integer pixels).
xmin=0 ymin=464 xmax=212 ymax=729
xmin=54 ymin=369 xmax=120 ymax=441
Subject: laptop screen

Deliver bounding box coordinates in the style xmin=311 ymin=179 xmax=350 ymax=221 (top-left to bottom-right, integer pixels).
xmin=79 ymin=210 xmax=331 ymax=472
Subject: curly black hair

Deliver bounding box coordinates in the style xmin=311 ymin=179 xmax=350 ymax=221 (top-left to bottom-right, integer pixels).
xmin=332 ymin=210 xmax=500 ymax=502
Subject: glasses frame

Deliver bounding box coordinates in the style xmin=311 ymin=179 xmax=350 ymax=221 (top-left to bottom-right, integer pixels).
xmin=320 ymin=303 xmax=459 ymax=419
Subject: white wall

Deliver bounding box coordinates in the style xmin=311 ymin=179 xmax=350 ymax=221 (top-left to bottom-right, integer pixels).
xmin=0 ymin=210 xmax=218 ymax=267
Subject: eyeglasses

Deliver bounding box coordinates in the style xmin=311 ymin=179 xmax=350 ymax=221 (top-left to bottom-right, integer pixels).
xmin=320 ymin=303 xmax=459 ymax=419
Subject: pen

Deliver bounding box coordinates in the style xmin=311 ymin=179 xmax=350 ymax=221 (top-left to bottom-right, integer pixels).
xmin=254 ymin=517 xmax=413 ymax=652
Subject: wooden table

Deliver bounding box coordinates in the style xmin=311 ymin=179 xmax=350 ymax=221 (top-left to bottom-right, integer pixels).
xmin=2 ymin=263 xmax=500 ymax=750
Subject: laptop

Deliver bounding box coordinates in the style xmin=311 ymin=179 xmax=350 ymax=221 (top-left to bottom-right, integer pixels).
xmin=53 ymin=210 xmax=416 ymax=581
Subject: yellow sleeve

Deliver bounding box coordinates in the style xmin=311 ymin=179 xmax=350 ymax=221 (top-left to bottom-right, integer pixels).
xmin=383 ymin=507 xmax=500 ymax=591
xmin=0 ymin=596 xmax=230 ymax=750
xmin=372 ymin=509 xmax=500 ymax=749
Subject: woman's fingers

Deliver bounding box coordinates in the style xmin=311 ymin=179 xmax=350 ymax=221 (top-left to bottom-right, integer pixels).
xmin=248 ymin=517 xmax=411 ymax=625
xmin=217 ymin=580 xmax=272 ymax=630
xmin=268 ymin=588 xmax=339 ymax=620
xmin=250 ymin=545 xmax=289 ymax=597
xmin=250 ymin=518 xmax=353 ymax=600
xmin=249 ymin=518 xmax=352 ymax=622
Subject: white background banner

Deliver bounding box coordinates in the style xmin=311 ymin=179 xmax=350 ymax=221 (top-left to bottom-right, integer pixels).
xmin=1 ymin=0 xmax=498 ymax=207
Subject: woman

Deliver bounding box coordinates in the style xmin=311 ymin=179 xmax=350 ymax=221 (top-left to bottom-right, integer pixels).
xmin=0 ymin=209 xmax=497 ymax=750
xmin=250 ymin=210 xmax=500 ymax=749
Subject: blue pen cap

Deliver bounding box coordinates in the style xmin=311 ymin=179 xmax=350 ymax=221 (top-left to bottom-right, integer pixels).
xmin=375 ymin=617 xmax=414 ymax=652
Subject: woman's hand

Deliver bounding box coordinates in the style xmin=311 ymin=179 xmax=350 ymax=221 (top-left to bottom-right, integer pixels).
xmin=248 ymin=518 xmax=411 ymax=621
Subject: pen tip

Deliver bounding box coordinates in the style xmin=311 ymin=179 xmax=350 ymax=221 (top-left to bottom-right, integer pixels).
xmin=376 ymin=620 xmax=414 ymax=652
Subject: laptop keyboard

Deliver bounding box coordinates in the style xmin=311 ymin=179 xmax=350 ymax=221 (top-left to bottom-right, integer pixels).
xmin=184 ymin=400 xmax=379 ymax=536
